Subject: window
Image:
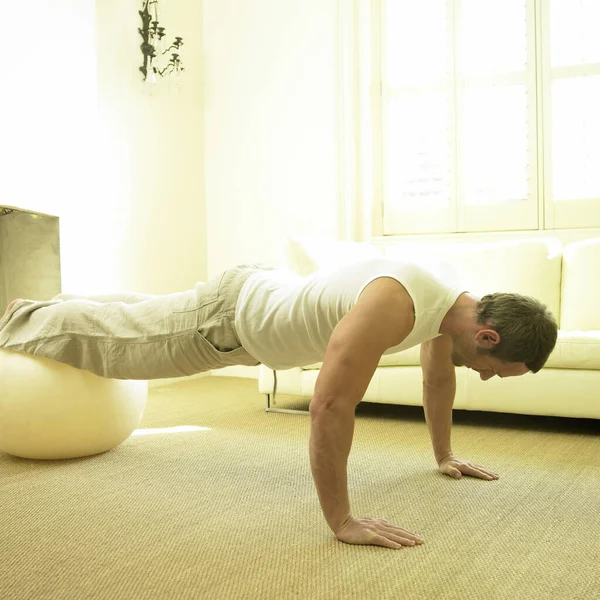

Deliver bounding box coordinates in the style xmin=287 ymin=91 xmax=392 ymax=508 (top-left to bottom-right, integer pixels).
xmin=542 ymin=0 xmax=600 ymax=228
xmin=374 ymin=0 xmax=600 ymax=235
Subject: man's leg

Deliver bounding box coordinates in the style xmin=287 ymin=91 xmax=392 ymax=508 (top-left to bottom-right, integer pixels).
xmin=0 ymin=265 xmax=264 ymax=380
xmin=52 ymin=292 xmax=159 ymax=304
xmin=0 ymin=288 xmax=221 ymax=380
xmin=2 ymin=292 xmax=157 ymax=322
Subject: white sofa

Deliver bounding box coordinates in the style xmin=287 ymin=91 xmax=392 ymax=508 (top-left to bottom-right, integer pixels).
xmin=258 ymin=236 xmax=600 ymax=419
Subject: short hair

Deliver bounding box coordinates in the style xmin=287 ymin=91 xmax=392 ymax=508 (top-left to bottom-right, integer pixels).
xmin=476 ymin=293 xmax=558 ymax=373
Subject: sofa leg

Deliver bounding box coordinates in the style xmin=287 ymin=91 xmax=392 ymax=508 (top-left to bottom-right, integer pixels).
xmin=264 ymin=370 xmax=309 ymax=415
xmin=265 ymin=395 xmax=309 ymax=415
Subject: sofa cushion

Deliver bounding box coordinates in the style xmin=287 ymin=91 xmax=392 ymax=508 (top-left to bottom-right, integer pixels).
xmin=301 ymin=345 xmax=421 ymax=371
xmin=376 ymin=331 xmax=600 ymax=369
xmin=286 ymin=236 xmax=562 ymax=318
xmin=381 ymin=238 xmax=563 ymax=323
xmin=285 ymin=235 xmax=382 ymax=276
xmin=544 ymin=330 xmax=600 ymax=370
xmin=301 ymin=329 xmax=600 ymax=371
xmin=560 ymin=237 xmax=600 ymax=330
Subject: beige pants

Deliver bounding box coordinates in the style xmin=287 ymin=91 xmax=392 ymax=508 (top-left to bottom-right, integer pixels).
xmin=0 ymin=264 xmax=272 ymax=380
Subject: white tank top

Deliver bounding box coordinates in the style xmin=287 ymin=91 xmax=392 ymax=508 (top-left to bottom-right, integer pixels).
xmin=235 ymin=257 xmax=464 ymax=370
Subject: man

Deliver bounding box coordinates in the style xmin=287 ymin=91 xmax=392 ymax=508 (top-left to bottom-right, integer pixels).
xmin=0 ymin=258 xmax=558 ymax=549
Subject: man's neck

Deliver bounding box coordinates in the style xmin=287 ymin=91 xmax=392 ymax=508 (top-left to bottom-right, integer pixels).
xmin=439 ymin=293 xmax=479 ymax=338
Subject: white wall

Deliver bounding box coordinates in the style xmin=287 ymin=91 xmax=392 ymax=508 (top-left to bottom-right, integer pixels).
xmin=202 ymin=0 xmax=341 ymax=277
xmin=3 ymin=2 xmax=97 ymax=293
xmin=95 ymin=0 xmax=206 ymax=294
xmin=2 ymin=1 xmax=206 ymax=296
xmin=4 ymin=0 xmax=341 ymax=289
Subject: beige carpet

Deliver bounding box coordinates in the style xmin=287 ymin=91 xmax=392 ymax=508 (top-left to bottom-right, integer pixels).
xmin=1 ymin=377 xmax=599 ymax=600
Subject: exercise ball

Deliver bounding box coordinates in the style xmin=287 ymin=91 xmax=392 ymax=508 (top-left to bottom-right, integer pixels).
xmin=0 ymin=348 xmax=148 ymax=459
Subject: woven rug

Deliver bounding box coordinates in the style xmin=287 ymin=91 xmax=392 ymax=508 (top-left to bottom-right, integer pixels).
xmin=1 ymin=377 xmax=599 ymax=599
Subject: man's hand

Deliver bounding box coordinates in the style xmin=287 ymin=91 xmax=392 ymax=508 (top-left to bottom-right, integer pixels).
xmin=438 ymin=455 xmax=499 ymax=480
xmin=335 ymin=516 xmax=424 ymax=549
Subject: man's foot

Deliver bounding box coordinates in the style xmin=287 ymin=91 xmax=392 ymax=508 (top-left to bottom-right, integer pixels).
xmin=3 ymin=299 xmax=21 ymax=320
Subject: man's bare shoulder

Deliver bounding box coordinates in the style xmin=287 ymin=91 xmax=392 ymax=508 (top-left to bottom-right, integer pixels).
xmin=354 ymin=277 xmax=415 ymax=348
xmin=358 ymin=276 xmax=414 ymax=311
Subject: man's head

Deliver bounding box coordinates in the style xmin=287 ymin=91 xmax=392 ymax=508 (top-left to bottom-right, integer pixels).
xmin=450 ymin=293 xmax=558 ymax=380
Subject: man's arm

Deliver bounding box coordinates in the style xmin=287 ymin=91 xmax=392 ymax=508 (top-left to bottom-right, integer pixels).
xmin=310 ymin=278 xmax=423 ymax=548
xmin=420 ymin=335 xmax=456 ymax=465
xmin=420 ymin=336 xmax=500 ymax=480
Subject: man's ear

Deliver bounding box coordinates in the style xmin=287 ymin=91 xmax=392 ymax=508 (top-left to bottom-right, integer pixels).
xmin=475 ymin=328 xmax=500 ymax=349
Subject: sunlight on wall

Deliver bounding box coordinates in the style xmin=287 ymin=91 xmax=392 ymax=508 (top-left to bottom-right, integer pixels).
xmin=132 ymin=426 xmax=212 ymax=437
xmin=203 ymin=0 xmax=338 ymax=275
xmin=4 ymin=2 xmax=97 ymax=211
xmin=3 ymin=2 xmax=125 ymax=294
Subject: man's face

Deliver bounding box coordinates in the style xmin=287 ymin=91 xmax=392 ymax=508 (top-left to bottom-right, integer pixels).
xmin=451 ymin=339 xmax=529 ymax=380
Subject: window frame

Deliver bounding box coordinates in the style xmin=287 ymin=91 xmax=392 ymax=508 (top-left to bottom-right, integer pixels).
xmin=371 ymin=0 xmax=600 ymax=236
xmin=540 ymin=0 xmax=600 ymax=229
